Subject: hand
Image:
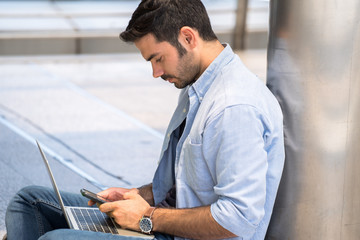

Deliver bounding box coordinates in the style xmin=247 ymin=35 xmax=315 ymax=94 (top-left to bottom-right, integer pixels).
xmin=98 ymin=190 xmax=151 ymax=231
xmin=87 ymin=187 xmax=139 ymax=206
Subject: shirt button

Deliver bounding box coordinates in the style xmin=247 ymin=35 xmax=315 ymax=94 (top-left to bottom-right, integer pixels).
xmin=199 ymin=97 xmax=203 ymax=101
xmin=183 ymin=108 xmax=187 ymax=113
xmin=167 ymin=133 xmax=171 ymax=138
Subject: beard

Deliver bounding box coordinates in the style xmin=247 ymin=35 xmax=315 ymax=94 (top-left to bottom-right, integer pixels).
xmin=161 ymin=51 xmax=201 ymax=89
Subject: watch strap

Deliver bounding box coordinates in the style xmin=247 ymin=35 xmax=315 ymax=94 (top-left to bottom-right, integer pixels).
xmin=144 ymin=207 xmax=156 ymax=218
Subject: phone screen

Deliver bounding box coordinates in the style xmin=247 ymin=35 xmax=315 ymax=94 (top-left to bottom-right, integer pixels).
xmin=80 ymin=188 xmax=108 ymax=204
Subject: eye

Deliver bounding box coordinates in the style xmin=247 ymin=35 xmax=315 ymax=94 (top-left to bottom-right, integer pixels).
xmin=156 ymin=57 xmax=162 ymax=63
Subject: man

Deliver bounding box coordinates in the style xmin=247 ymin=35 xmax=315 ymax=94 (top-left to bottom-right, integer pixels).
xmin=5 ymin=0 xmax=284 ymax=239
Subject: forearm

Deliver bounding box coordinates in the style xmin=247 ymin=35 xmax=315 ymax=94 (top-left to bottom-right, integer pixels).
xmin=137 ymin=183 xmax=154 ymax=206
xmin=152 ymin=206 xmax=237 ymax=240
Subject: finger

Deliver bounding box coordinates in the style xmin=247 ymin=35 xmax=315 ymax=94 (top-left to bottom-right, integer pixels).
xmin=96 ymin=189 xmax=112 ymax=199
xmin=98 ymin=202 xmax=117 ymax=213
xmin=98 ymin=188 xmax=126 ymax=201
xmin=88 ymin=200 xmax=95 ymax=206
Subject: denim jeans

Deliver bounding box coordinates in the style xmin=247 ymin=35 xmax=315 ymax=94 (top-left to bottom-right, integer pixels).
xmin=5 ymin=185 xmax=172 ymax=240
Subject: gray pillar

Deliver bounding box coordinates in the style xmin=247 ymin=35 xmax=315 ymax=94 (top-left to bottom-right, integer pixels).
xmin=233 ymin=0 xmax=248 ymax=50
xmin=266 ymin=0 xmax=360 ymax=239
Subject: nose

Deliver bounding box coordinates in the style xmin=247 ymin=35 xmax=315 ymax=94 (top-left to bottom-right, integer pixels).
xmin=152 ymin=63 xmax=164 ymax=78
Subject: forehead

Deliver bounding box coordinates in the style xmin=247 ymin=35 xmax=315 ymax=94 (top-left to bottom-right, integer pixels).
xmin=135 ymin=34 xmax=175 ymax=61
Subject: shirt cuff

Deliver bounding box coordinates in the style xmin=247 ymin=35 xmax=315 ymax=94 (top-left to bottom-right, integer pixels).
xmin=210 ymin=200 xmax=258 ymax=239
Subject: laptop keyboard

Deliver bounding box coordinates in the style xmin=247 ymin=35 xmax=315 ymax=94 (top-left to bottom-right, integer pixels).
xmin=70 ymin=208 xmax=119 ymax=234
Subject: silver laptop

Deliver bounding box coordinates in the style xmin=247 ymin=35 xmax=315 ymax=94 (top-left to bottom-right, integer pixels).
xmin=36 ymin=140 xmax=154 ymax=238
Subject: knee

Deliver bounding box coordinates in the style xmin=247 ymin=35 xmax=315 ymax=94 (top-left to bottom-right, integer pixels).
xmin=18 ymin=185 xmax=50 ymax=195
xmin=6 ymin=185 xmax=50 ymax=212
xmin=17 ymin=185 xmax=52 ymax=201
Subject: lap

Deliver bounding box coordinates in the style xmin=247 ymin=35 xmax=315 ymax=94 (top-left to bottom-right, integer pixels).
xmin=38 ymin=229 xmax=139 ymax=240
xmin=38 ymin=229 xmax=172 ymax=240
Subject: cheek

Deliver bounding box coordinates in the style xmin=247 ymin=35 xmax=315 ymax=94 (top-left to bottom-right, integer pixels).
xmin=163 ymin=60 xmax=177 ymax=73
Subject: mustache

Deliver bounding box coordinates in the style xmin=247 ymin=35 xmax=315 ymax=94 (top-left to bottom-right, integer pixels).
xmin=161 ymin=74 xmax=177 ymax=81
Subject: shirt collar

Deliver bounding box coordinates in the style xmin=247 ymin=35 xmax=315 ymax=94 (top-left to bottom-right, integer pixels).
xmin=190 ymin=44 xmax=235 ymax=101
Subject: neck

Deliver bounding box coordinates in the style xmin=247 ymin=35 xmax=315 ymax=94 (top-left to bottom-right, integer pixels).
xmin=198 ymin=40 xmax=224 ymax=77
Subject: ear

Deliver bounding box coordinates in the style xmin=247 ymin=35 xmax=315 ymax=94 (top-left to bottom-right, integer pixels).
xmin=179 ymin=26 xmax=197 ymax=49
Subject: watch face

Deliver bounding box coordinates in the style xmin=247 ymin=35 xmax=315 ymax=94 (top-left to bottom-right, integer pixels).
xmin=139 ymin=217 xmax=152 ymax=233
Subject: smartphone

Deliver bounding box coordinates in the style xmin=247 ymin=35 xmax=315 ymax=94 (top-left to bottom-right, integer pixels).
xmin=80 ymin=188 xmax=108 ymax=204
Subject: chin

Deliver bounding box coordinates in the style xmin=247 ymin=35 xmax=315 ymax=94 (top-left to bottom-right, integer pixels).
xmin=174 ymin=83 xmax=188 ymax=89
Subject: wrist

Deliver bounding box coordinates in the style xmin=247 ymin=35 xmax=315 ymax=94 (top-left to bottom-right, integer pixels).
xmin=139 ymin=207 xmax=156 ymax=234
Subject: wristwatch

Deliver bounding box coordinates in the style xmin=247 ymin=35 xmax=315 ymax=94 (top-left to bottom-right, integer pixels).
xmin=139 ymin=207 xmax=156 ymax=234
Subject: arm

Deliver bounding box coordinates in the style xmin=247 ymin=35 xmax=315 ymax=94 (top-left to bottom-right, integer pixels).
xmin=99 ymin=191 xmax=236 ymax=239
xmin=152 ymin=206 xmax=237 ymax=239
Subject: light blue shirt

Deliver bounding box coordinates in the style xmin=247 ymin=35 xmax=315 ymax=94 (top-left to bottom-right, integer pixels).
xmin=152 ymin=45 xmax=285 ymax=240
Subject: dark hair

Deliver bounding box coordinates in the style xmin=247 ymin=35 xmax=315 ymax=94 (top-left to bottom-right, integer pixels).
xmin=120 ymin=0 xmax=218 ymax=56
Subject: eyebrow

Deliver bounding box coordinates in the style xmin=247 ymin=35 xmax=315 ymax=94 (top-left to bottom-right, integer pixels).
xmin=146 ymin=53 xmax=160 ymax=62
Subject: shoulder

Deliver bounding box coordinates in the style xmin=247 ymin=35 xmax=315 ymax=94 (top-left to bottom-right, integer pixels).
xmin=204 ymin=56 xmax=282 ymax=126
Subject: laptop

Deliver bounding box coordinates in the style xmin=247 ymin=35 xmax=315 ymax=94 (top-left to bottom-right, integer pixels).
xmin=36 ymin=140 xmax=154 ymax=238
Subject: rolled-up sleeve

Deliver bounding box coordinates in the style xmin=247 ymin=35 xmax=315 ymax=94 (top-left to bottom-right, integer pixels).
xmin=205 ymin=104 xmax=270 ymax=239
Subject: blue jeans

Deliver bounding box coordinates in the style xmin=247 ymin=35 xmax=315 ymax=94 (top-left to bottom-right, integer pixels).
xmin=5 ymin=185 xmax=172 ymax=240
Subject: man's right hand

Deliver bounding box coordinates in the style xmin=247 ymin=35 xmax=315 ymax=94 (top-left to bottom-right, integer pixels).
xmin=87 ymin=187 xmax=139 ymax=206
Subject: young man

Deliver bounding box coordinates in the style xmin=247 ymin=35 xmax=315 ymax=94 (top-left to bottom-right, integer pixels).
xmin=5 ymin=0 xmax=284 ymax=239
